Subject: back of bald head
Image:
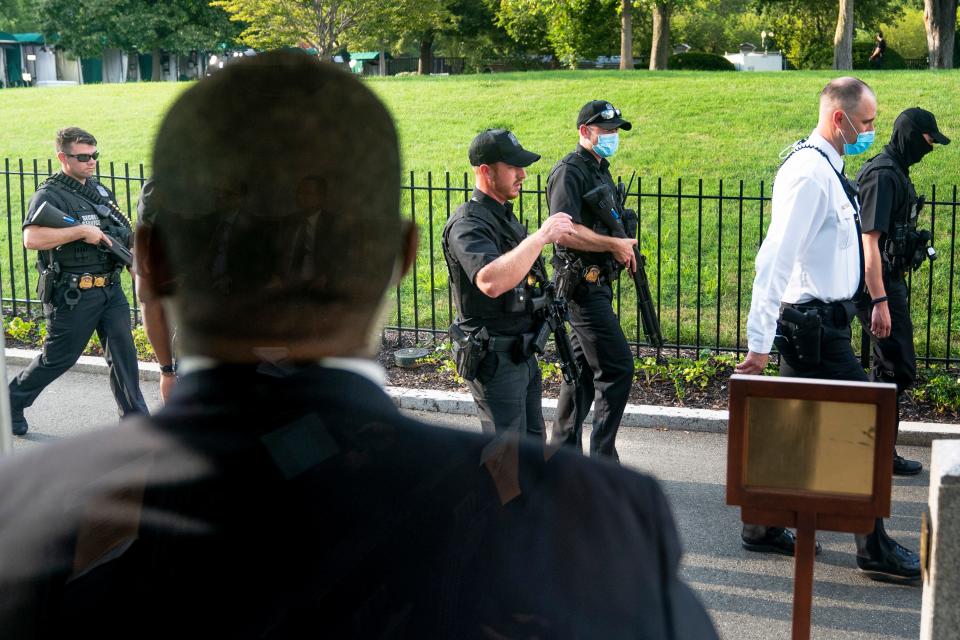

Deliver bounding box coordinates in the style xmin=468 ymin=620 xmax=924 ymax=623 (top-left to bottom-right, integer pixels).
xmin=819 ymin=76 xmax=873 ymax=117
xmin=149 ymin=51 xmax=401 ymax=357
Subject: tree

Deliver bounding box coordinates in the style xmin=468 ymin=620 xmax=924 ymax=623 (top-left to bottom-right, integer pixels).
xmin=620 ymin=0 xmax=634 ymax=69
xmin=497 ymin=0 xmax=621 ymax=69
xmin=0 ymin=0 xmax=39 ymax=31
xmin=649 ymin=1 xmax=671 ymax=68
xmin=924 ymin=0 xmax=957 ymax=68
xmin=833 ymin=0 xmax=853 ymax=69
xmin=211 ymin=0 xmax=373 ymax=58
xmin=671 ymin=0 xmax=766 ymax=55
xmin=353 ymin=0 xmax=455 ymax=74
xmin=752 ymin=0 xmax=904 ymax=69
xmin=39 ymin=0 xmax=239 ymax=67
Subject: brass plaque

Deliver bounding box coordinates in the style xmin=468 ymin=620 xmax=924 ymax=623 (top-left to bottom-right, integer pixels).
xmin=745 ymin=397 xmax=876 ymax=496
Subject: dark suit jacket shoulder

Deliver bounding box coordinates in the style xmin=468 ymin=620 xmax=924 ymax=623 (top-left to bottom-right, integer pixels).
xmin=0 ymin=364 xmax=716 ymax=639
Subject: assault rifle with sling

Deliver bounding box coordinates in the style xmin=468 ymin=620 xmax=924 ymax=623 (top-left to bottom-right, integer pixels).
xmin=28 ymin=201 xmax=133 ymax=267
xmin=582 ymin=182 xmax=664 ymax=347
xmin=528 ymin=266 xmax=581 ymax=386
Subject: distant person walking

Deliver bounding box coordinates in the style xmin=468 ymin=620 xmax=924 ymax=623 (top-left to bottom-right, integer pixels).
xmin=870 ymin=32 xmax=886 ymax=69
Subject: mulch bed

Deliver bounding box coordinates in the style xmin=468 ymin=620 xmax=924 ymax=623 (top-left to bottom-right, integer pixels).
xmin=378 ymin=330 xmax=956 ymax=423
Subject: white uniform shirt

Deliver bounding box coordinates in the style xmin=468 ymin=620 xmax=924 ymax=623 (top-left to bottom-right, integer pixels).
xmin=746 ymin=131 xmax=862 ymax=354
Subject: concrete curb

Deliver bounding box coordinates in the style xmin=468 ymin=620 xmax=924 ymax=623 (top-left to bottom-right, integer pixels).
xmin=6 ymin=347 xmax=959 ymax=446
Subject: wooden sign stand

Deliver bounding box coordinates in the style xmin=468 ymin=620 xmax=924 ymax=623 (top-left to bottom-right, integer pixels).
xmin=727 ymin=375 xmax=897 ymax=640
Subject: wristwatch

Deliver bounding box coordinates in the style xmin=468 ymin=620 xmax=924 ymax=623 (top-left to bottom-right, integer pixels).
xmin=160 ymin=363 xmax=176 ymax=376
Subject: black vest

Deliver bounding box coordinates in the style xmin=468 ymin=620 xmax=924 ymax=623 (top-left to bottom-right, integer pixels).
xmin=441 ymin=196 xmax=544 ymax=336
xmin=547 ymin=150 xmax=620 ymax=272
xmin=30 ymin=174 xmax=132 ymax=274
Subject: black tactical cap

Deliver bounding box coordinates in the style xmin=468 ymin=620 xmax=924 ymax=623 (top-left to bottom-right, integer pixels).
xmin=901 ymin=107 xmax=950 ymax=145
xmin=577 ymin=100 xmax=632 ymax=131
xmin=468 ymin=129 xmax=541 ymax=167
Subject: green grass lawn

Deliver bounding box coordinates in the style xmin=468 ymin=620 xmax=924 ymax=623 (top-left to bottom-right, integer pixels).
xmin=2 ymin=69 xmax=957 ymax=185
xmin=1 ymin=69 xmax=958 ymax=359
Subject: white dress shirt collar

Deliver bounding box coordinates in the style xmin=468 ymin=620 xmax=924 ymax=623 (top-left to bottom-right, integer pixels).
xmin=805 ymin=130 xmax=844 ymax=174
xmin=177 ymin=355 xmax=387 ymax=387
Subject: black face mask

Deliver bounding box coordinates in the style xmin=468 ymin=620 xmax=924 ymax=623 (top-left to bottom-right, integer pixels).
xmin=888 ymin=112 xmax=934 ymax=167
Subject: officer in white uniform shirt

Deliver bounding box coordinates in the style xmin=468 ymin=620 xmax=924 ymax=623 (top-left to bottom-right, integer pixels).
xmin=735 ymin=77 xmax=920 ymax=585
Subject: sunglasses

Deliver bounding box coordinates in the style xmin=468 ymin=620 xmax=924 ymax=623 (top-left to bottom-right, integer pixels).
xmin=64 ymin=151 xmax=100 ymax=162
xmin=585 ymin=107 xmax=621 ymax=126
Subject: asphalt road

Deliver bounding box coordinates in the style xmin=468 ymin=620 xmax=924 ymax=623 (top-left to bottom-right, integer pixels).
xmin=4 ymin=364 xmax=929 ymax=639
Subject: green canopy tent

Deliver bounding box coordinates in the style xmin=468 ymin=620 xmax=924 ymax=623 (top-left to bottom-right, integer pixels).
xmin=348 ymin=51 xmax=391 ymax=76
xmin=0 ymin=31 xmax=22 ymax=87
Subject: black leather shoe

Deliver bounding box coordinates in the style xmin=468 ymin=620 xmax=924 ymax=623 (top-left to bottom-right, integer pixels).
xmin=11 ymin=414 xmax=27 ymax=437
xmin=893 ymin=453 xmax=922 ymax=476
xmin=742 ymin=528 xmax=822 ymax=557
xmin=857 ymin=540 xmax=921 ymax=585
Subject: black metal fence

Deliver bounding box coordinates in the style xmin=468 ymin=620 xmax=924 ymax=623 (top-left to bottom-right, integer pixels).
xmin=2 ymin=161 xmax=958 ymax=368
xmin=387 ymin=56 xmax=466 ymax=75
xmin=386 ymin=171 xmax=960 ymax=369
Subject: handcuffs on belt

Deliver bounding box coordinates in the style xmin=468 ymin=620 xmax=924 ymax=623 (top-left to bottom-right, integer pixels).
xmin=62 ymin=271 xmax=116 ymax=307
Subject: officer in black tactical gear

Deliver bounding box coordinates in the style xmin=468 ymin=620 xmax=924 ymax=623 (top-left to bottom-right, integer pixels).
xmin=8 ymin=127 xmax=148 ymax=435
xmin=547 ymin=100 xmax=638 ymax=461
xmin=856 ymin=107 xmax=950 ymax=476
xmin=442 ymin=129 xmax=577 ymax=437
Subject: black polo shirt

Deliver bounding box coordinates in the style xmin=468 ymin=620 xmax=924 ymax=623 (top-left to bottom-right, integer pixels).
xmin=442 ymin=189 xmax=537 ymax=336
xmin=546 ymin=145 xmax=620 ymax=269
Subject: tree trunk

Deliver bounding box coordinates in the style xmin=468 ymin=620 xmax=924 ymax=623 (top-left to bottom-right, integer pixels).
xmin=925 ymin=0 xmax=957 ymax=69
xmin=649 ymin=2 xmax=671 ymax=70
xmin=620 ymin=0 xmax=633 ymax=70
xmin=151 ymin=48 xmax=162 ymax=82
xmin=418 ymin=32 xmax=434 ymax=75
xmin=833 ymin=0 xmax=854 ymax=70
xmin=379 ymin=43 xmax=387 ymax=77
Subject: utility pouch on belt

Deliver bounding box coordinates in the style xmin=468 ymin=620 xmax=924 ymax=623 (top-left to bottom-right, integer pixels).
xmin=449 ymin=323 xmax=489 ymax=382
xmin=36 ymin=268 xmax=56 ymax=305
xmin=775 ymin=307 xmax=822 ymax=367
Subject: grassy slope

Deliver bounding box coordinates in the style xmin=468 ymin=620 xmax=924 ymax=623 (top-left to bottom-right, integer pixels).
xmin=0 ymin=70 xmax=958 ymax=355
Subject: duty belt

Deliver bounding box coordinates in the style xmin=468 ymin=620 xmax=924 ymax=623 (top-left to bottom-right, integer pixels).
xmin=487 ymin=335 xmax=520 ymax=352
xmin=65 ymin=271 xmax=118 ymax=290
xmin=782 ymin=299 xmax=858 ymax=326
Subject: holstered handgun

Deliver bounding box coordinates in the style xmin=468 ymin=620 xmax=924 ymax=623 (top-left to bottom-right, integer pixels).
xmin=775 ymin=307 xmax=822 ymax=367
xmin=449 ymin=322 xmax=489 ymax=382
xmin=36 ymin=268 xmax=56 ymax=305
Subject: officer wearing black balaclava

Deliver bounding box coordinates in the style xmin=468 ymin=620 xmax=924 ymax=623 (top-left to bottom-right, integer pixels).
xmin=856 ymin=107 xmax=950 ymax=476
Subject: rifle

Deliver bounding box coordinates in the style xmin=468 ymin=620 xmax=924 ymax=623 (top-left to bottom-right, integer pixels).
xmin=28 ymin=201 xmax=133 ymax=267
xmin=582 ymin=183 xmax=664 ymax=348
xmin=529 ymin=274 xmax=581 ymax=386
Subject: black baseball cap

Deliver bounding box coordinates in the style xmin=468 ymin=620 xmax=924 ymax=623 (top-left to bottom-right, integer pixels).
xmin=577 ymin=100 xmax=632 ymax=131
xmin=468 ymin=129 xmax=541 ymax=167
xmin=901 ymin=107 xmax=950 ymax=145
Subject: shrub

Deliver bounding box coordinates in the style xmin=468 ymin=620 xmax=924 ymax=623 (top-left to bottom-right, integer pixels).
xmin=912 ymin=373 xmax=960 ymax=414
xmin=132 ymin=325 xmax=155 ymax=361
xmin=667 ymin=52 xmax=735 ymax=71
xmin=5 ymin=316 xmax=36 ymax=343
xmin=852 ymin=41 xmax=906 ymax=70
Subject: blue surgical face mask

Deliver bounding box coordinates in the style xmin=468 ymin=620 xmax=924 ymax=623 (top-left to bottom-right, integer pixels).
xmin=593 ymin=132 xmax=619 ymax=158
xmin=840 ymin=111 xmax=875 ymax=155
